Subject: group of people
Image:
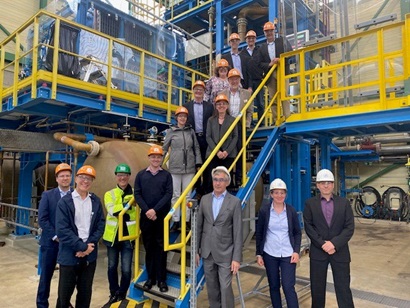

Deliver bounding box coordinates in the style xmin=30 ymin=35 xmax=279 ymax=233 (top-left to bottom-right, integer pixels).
xmin=254 ymin=169 xmax=355 ymax=308
xmin=34 ymin=21 xmax=354 ymax=308
xmin=207 ymin=21 xmax=292 ymax=125
xmin=36 ymin=155 xmax=355 ymax=308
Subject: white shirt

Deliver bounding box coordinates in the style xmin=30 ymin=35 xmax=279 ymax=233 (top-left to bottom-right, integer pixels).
xmin=72 ymin=189 xmax=92 ymax=242
xmin=268 ymin=41 xmax=276 ymax=60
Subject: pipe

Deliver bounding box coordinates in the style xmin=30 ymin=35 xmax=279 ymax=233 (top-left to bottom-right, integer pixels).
xmin=334 ymin=134 xmax=410 ymax=146
xmin=237 ymin=6 xmax=269 ymax=40
xmin=54 ymin=133 xmax=100 ymax=156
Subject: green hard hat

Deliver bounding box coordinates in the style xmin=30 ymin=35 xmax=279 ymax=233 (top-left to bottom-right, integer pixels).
xmin=115 ymin=163 xmax=131 ymax=174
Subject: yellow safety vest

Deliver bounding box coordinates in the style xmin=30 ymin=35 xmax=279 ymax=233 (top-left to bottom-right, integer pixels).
xmin=103 ymin=186 xmax=136 ymax=244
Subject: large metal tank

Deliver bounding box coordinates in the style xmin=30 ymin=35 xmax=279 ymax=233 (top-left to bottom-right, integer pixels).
xmin=82 ymin=141 xmax=152 ymax=200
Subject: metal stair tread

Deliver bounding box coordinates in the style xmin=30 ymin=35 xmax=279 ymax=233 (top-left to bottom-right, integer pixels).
xmin=166 ymin=261 xmax=190 ymax=276
xmin=133 ymin=280 xmax=181 ymax=306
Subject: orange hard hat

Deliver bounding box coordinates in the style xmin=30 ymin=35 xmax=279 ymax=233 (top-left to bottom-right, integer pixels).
xmin=148 ymin=145 xmax=164 ymax=156
xmin=55 ymin=163 xmax=72 ymax=175
xmin=228 ymin=68 xmax=241 ymax=79
xmin=229 ymin=33 xmax=240 ymax=42
xmin=192 ymin=80 xmax=205 ymax=90
xmin=245 ymin=30 xmax=256 ymax=38
xmin=215 ymin=93 xmax=229 ymax=103
xmin=263 ymin=21 xmax=275 ymax=31
xmin=217 ymin=58 xmax=229 ymax=68
xmin=175 ymin=106 xmax=189 ymax=116
xmin=76 ymin=165 xmax=96 ymax=178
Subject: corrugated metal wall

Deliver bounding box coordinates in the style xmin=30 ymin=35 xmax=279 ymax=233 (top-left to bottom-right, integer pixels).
xmin=0 ymin=0 xmax=40 ymax=53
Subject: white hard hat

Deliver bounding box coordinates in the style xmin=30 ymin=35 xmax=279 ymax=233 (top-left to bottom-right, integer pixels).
xmin=316 ymin=169 xmax=334 ymax=182
xmin=211 ymin=166 xmax=231 ymax=185
xmin=269 ymin=178 xmax=287 ymax=191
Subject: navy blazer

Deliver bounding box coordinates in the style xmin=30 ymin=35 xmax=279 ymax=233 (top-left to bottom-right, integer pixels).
xmin=255 ymin=201 xmax=302 ymax=256
xmin=38 ymin=187 xmax=69 ymax=247
xmin=56 ymin=191 xmax=105 ymax=266
xmin=183 ymin=99 xmax=214 ymax=134
xmin=303 ymin=195 xmax=354 ymax=262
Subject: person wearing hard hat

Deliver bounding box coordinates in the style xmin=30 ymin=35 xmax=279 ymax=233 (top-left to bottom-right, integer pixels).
xmin=222 ymin=32 xmax=247 ymax=88
xmin=204 ymin=58 xmax=231 ymax=104
xmin=134 ymin=145 xmax=172 ymax=293
xmin=257 ymin=21 xmax=292 ymax=123
xmin=219 ymin=68 xmax=252 ymax=187
xmin=240 ymin=29 xmax=265 ymax=122
xmin=303 ymin=169 xmax=355 ymax=308
xmin=184 ymin=80 xmax=214 ymax=196
xmin=163 ymin=106 xmax=202 ymax=228
xmin=55 ymin=165 xmax=105 ymax=308
xmin=196 ymin=166 xmax=242 ymax=308
xmin=204 ymin=93 xmax=238 ymax=193
xmin=101 ymin=163 xmax=136 ymax=306
xmin=255 ymin=178 xmax=301 ymax=308
xmin=36 ymin=163 xmax=72 ymax=308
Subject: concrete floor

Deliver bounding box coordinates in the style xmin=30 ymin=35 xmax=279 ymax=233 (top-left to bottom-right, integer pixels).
xmin=1 ymin=218 xmax=410 ymax=308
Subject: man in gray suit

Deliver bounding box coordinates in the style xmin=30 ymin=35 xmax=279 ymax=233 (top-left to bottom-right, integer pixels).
xmin=303 ymin=169 xmax=355 ymax=308
xmin=196 ymin=166 xmax=243 ymax=308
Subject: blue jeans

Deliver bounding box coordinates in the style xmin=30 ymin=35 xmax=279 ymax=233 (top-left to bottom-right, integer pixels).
xmin=105 ymin=240 xmax=134 ymax=296
xmin=263 ymin=252 xmax=299 ymax=308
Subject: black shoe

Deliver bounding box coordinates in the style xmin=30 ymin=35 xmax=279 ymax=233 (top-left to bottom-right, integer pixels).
xmin=101 ymin=294 xmax=119 ymax=308
xmin=158 ymin=281 xmax=168 ymax=292
xmin=143 ymin=279 xmax=155 ymax=290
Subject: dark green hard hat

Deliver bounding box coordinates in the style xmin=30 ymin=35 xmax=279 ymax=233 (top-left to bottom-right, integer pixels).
xmin=115 ymin=163 xmax=131 ymax=174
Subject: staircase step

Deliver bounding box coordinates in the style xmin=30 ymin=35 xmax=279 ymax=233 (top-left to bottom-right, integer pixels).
xmin=134 ymin=280 xmax=180 ymax=307
xmin=166 ymin=262 xmax=190 ymax=276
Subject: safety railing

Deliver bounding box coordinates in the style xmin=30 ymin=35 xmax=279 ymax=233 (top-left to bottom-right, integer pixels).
xmin=0 ymin=10 xmax=209 ymax=122
xmin=117 ymin=196 xmax=143 ymax=280
xmin=0 ymin=202 xmax=39 ymax=234
xmin=280 ymin=13 xmax=410 ymax=122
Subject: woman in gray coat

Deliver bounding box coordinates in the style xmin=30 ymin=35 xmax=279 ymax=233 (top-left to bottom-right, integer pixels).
xmin=163 ymin=106 xmax=202 ymax=227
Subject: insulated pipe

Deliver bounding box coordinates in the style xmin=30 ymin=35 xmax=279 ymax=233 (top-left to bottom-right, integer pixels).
xmin=237 ymin=18 xmax=247 ymax=41
xmin=53 ymin=133 xmax=100 ymax=157
xmin=238 ymin=6 xmax=269 ymax=39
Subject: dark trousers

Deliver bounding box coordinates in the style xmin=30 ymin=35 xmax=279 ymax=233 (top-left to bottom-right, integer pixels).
xmin=36 ymin=243 xmax=59 ymax=308
xmin=140 ymin=216 xmax=167 ymax=283
xmin=235 ymin=124 xmax=244 ymax=185
xmin=56 ymin=260 xmax=97 ymax=308
xmin=263 ymin=252 xmax=299 ymax=308
xmin=106 ymin=240 xmax=134 ymax=296
xmin=194 ymin=134 xmax=209 ymax=196
xmin=251 ymin=79 xmax=264 ymax=121
xmin=310 ymin=258 xmax=354 ymax=308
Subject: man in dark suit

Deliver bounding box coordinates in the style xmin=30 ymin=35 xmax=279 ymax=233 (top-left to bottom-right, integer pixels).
xmin=240 ymin=30 xmax=265 ymax=121
xmin=257 ymin=21 xmax=291 ymax=123
xmin=196 ymin=166 xmax=243 ymax=308
xmin=36 ymin=163 xmax=72 ymax=308
xmin=222 ymin=33 xmax=247 ymax=88
xmin=184 ymin=80 xmax=214 ymax=195
xmin=303 ymin=169 xmax=355 ymax=308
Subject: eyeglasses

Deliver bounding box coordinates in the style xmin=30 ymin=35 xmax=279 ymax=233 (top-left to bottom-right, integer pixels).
xmin=215 ymin=102 xmax=229 ymax=106
xmin=116 ymin=173 xmax=130 ymax=178
xmin=318 ymin=181 xmax=334 ymax=185
xmin=77 ymin=175 xmax=93 ymax=183
xmin=213 ymin=177 xmax=228 ymax=183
